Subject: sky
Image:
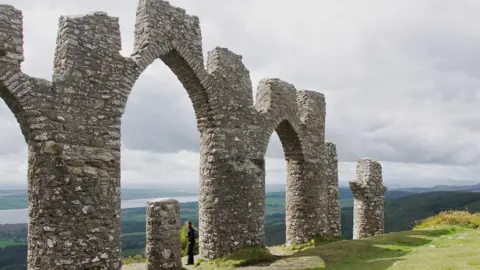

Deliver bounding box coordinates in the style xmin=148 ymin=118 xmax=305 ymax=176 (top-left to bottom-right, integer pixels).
xmin=1 ymin=0 xmax=480 ymax=190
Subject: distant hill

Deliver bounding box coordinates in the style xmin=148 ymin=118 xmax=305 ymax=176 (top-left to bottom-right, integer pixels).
xmin=340 ymin=191 xmax=480 ymax=239
xmin=395 ymin=183 xmax=480 ymax=193
xmin=339 ymin=187 xmax=414 ymax=201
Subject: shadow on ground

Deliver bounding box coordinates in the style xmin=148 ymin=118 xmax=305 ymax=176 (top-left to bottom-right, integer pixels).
xmin=238 ymin=228 xmax=454 ymax=270
xmin=292 ymin=228 xmax=453 ymax=270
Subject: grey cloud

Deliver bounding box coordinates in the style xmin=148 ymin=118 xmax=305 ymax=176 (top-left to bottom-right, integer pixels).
xmin=1 ymin=0 xmax=480 ymax=182
xmin=0 ymin=105 xmax=25 ymax=154
xmin=121 ymin=66 xmax=200 ymax=153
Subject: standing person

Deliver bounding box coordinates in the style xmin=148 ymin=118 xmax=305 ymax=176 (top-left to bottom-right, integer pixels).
xmin=185 ymin=221 xmax=195 ymax=265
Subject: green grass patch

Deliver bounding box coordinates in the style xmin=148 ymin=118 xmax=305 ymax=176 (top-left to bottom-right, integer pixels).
xmin=414 ymin=210 xmax=480 ymax=229
xmin=195 ymin=245 xmax=275 ymax=269
xmin=282 ymin=234 xmax=343 ymax=252
xmin=289 ymin=227 xmax=456 ymax=269
xmin=190 ymin=228 xmax=462 ymax=269
xmin=121 ymin=254 xmax=147 ymax=265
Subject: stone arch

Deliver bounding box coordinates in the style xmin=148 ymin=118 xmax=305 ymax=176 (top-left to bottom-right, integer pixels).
xmin=273 ymin=120 xmax=305 ymax=162
xmin=127 ymin=0 xmax=214 ymax=129
xmin=255 ymin=78 xmax=306 ymax=158
xmin=254 ymin=78 xmax=327 ymax=246
xmin=1 ymin=1 xmax=331 ymax=266
xmin=129 ymin=47 xmax=213 ymax=129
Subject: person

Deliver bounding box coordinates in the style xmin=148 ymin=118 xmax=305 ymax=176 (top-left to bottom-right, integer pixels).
xmin=185 ymin=221 xmax=195 ymax=265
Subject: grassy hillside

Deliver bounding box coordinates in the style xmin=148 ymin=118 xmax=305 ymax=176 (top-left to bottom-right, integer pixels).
xmin=189 ymin=226 xmax=479 ymax=269
xmin=340 ymin=191 xmax=480 ymax=239
xmin=186 ymin=211 xmax=480 ymax=269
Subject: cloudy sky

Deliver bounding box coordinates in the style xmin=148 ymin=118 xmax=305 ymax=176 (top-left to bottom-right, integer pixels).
xmin=1 ymin=0 xmax=480 ymax=190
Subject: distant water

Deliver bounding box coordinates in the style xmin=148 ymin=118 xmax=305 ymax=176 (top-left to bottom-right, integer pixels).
xmin=0 ymin=196 xmax=198 ymax=225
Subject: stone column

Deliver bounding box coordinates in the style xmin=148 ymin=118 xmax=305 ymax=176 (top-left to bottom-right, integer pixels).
xmin=349 ymin=158 xmax=387 ymax=240
xmin=145 ymin=199 xmax=182 ymax=270
xmin=325 ymin=142 xmax=341 ymax=237
xmin=2 ymin=5 xmax=126 ymax=269
xmin=199 ymin=155 xmax=265 ymax=259
xmin=285 ymin=159 xmax=325 ymax=245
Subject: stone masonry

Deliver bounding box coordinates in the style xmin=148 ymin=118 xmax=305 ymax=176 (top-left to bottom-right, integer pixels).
xmin=0 ymin=1 xmax=328 ymax=268
xmin=349 ymin=158 xmax=387 ymax=240
xmin=325 ymin=142 xmax=341 ymax=237
xmin=145 ymin=199 xmax=182 ymax=270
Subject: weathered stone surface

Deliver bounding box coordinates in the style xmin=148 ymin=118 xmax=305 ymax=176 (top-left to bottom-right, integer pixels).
xmin=1 ymin=0 xmax=330 ymax=267
xmin=349 ymin=158 xmax=387 ymax=240
xmin=324 ymin=142 xmax=341 ymax=237
xmin=145 ymin=199 xmax=181 ymax=270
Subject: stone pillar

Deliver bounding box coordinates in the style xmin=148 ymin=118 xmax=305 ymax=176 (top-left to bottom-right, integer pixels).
xmin=285 ymin=159 xmax=325 ymax=245
xmin=2 ymin=5 xmax=125 ymax=269
xmin=145 ymin=199 xmax=182 ymax=270
xmin=325 ymin=142 xmax=341 ymax=236
xmin=349 ymin=158 xmax=387 ymax=240
xmin=198 ymin=155 xmax=265 ymax=259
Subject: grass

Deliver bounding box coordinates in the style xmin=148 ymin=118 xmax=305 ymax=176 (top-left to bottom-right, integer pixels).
xmin=281 ymin=234 xmax=343 ymax=252
xmin=289 ymin=227 xmax=458 ymax=269
xmin=414 ymin=210 xmax=480 ymax=229
xmin=194 ymin=245 xmax=276 ymax=269
xmin=190 ymin=211 xmax=480 ymax=269
xmin=121 ymin=254 xmax=147 ymax=265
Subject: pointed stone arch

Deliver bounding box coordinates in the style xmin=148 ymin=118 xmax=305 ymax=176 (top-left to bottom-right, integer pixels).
xmin=1 ymin=1 xmax=332 ymax=266
xmin=275 ymin=119 xmax=305 ymax=162
xmin=129 ymin=47 xmax=213 ymax=129
xmin=255 ymin=78 xmax=327 ymax=246
xmin=127 ymin=0 xmax=215 ymax=130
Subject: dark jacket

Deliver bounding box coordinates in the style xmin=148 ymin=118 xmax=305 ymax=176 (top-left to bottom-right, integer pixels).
xmin=188 ymin=227 xmax=195 ymax=244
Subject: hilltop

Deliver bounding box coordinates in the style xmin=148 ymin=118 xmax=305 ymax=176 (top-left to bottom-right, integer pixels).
xmin=124 ymin=211 xmax=480 ymax=269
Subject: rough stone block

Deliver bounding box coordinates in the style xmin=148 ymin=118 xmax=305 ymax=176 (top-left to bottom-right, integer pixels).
xmin=0 ymin=5 xmax=24 ymax=65
xmin=133 ymin=0 xmax=203 ymax=66
xmin=53 ymin=12 xmax=122 ymax=76
xmin=296 ymin=91 xmax=326 ymax=158
xmin=146 ymin=198 xmax=182 ymax=270
xmin=206 ymin=47 xmax=253 ymax=105
xmin=349 ymin=158 xmax=387 ymax=240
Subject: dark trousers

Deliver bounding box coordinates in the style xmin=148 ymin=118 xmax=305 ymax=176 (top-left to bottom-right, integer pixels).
xmin=187 ymin=242 xmax=194 ymax=264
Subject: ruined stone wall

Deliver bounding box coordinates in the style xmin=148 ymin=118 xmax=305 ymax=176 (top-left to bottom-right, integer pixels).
xmin=325 ymin=142 xmax=341 ymax=236
xmin=349 ymin=158 xmax=387 ymax=240
xmin=1 ymin=0 xmax=328 ymax=268
xmin=145 ymin=199 xmax=181 ymax=270
xmin=2 ymin=5 xmax=125 ymax=269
